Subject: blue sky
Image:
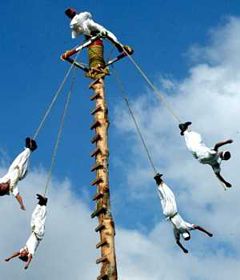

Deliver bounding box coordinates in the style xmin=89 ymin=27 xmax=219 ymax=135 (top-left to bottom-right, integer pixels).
xmin=1 ymin=1 xmax=240 ymax=279
xmin=0 ymin=0 xmax=238 ymax=194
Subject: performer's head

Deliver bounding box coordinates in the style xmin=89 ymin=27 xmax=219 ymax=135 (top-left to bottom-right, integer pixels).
xmin=19 ymin=249 xmax=28 ymax=262
xmin=182 ymin=231 xmax=191 ymax=241
xmin=220 ymin=151 xmax=231 ymax=161
xmin=65 ymin=8 xmax=77 ymax=19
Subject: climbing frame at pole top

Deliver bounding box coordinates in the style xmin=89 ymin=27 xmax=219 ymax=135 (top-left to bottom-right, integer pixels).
xmin=61 ymin=34 xmax=133 ymax=280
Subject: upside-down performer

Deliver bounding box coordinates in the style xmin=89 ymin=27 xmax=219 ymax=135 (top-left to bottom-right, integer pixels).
xmin=154 ymin=173 xmax=213 ymax=254
xmin=179 ymin=122 xmax=233 ymax=188
xmin=0 ymin=138 xmax=37 ymax=210
xmin=5 ymin=194 xmax=47 ymax=269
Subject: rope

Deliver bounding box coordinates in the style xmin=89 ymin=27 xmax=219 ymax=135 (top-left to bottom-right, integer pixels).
xmin=33 ymin=51 xmax=81 ymax=140
xmin=111 ymin=65 xmax=158 ymax=175
xmin=106 ymin=46 xmax=115 ymax=64
xmin=43 ymin=70 xmax=76 ymax=196
xmin=122 ymin=50 xmax=182 ymax=123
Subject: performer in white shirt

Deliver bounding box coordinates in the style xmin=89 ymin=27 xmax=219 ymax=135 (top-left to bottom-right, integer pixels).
xmin=5 ymin=194 xmax=47 ymax=269
xmin=65 ymin=8 xmax=133 ymax=54
xmin=154 ymin=173 xmax=213 ymax=253
xmin=179 ymin=122 xmax=233 ymax=188
xmin=0 ymin=138 xmax=37 ymax=210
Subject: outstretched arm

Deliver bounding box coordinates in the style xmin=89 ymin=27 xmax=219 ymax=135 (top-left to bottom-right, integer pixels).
xmin=174 ymin=230 xmax=188 ymax=254
xmin=176 ymin=240 xmax=188 ymax=254
xmin=214 ymin=170 xmax=232 ymax=188
xmin=5 ymin=251 xmax=20 ymax=262
xmin=24 ymin=254 xmax=32 ymax=270
xmin=15 ymin=193 xmax=26 ymax=210
xmin=194 ymin=225 xmax=213 ymax=237
xmin=213 ymin=139 xmax=233 ymax=151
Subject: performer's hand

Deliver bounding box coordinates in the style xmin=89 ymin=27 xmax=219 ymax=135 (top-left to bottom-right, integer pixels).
xmin=21 ymin=205 xmax=26 ymax=211
xmin=183 ymin=248 xmax=188 ymax=254
xmin=208 ymin=233 xmax=213 ymax=237
xmin=5 ymin=258 xmax=10 ymax=262
xmin=225 ymin=182 xmax=232 ymax=188
xmin=227 ymin=139 xmax=233 ymax=144
xmin=24 ymin=265 xmax=29 ymax=270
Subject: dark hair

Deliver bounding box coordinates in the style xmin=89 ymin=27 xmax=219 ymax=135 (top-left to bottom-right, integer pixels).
xmin=222 ymin=151 xmax=231 ymax=160
xmin=65 ymin=8 xmax=77 ymax=19
xmin=19 ymin=255 xmax=28 ymax=262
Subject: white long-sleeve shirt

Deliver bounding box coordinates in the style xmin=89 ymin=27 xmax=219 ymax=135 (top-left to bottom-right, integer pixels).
xmin=20 ymin=204 xmax=47 ymax=256
xmin=184 ymin=130 xmax=221 ymax=173
xmin=69 ymin=11 xmax=119 ymax=44
xmin=0 ymin=148 xmax=31 ymax=196
xmin=157 ymin=182 xmax=195 ymax=240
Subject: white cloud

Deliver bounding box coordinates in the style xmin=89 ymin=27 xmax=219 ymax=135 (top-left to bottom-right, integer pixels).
xmin=0 ymin=167 xmax=98 ymax=279
xmin=189 ymin=17 xmax=240 ymax=68
xmin=116 ymin=224 xmax=240 ymax=280
xmin=1 ymin=15 xmax=240 ymax=280
xmin=113 ymin=16 xmax=240 ymax=279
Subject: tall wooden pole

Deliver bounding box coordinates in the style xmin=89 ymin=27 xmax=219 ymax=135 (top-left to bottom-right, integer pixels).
xmin=88 ymin=39 xmax=118 ymax=280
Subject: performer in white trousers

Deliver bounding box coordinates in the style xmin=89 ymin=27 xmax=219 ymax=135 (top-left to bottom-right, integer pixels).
xmin=5 ymin=194 xmax=47 ymax=269
xmin=64 ymin=8 xmax=133 ymax=54
xmin=154 ymin=173 xmax=212 ymax=254
xmin=0 ymin=138 xmax=37 ymax=210
xmin=179 ymin=122 xmax=233 ymax=188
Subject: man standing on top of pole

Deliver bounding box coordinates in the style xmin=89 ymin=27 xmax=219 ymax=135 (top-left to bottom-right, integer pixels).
xmin=64 ymin=8 xmax=133 ymax=54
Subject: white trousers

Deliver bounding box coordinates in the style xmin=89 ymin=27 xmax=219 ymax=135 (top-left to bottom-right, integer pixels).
xmin=183 ymin=131 xmax=204 ymax=153
xmin=184 ymin=130 xmax=217 ymax=163
xmin=157 ymin=182 xmax=178 ymax=217
xmin=71 ymin=12 xmax=122 ymax=47
xmin=86 ymin=19 xmax=120 ymax=45
xmin=31 ymin=204 xmax=47 ymax=240
xmin=0 ymin=148 xmax=31 ymax=195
